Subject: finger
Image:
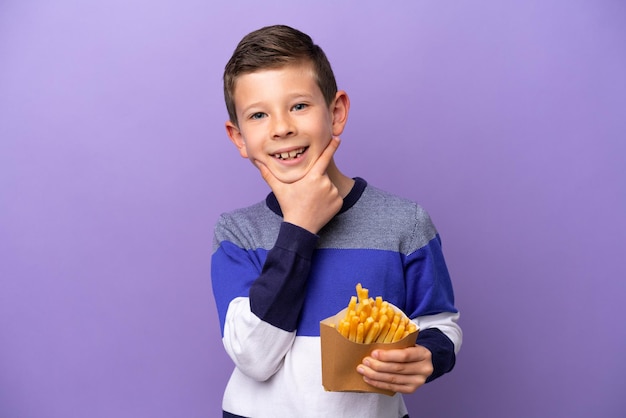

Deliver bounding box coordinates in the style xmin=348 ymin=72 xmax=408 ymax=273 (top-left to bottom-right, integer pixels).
xmin=310 ymin=136 xmax=340 ymax=175
xmin=364 ymin=374 xmax=425 ymax=394
xmin=255 ymin=160 xmax=278 ymax=188
xmin=371 ymin=346 xmax=429 ymax=363
xmin=361 ymin=355 xmax=413 ymax=375
xmin=356 ymin=364 xmax=422 ymax=394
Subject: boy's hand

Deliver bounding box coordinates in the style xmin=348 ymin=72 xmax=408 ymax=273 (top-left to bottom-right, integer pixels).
xmin=256 ymin=137 xmax=343 ymax=234
xmin=356 ymin=345 xmax=434 ymax=394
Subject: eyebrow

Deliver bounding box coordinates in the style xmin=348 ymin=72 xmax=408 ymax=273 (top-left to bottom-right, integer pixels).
xmin=287 ymin=92 xmax=316 ymax=102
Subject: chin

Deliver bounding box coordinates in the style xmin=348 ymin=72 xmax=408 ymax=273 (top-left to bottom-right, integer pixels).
xmin=261 ymin=159 xmax=312 ymax=184
xmin=274 ymin=172 xmax=306 ymax=184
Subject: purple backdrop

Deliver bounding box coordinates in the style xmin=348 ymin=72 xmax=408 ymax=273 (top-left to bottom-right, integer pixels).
xmin=1 ymin=1 xmax=625 ymax=417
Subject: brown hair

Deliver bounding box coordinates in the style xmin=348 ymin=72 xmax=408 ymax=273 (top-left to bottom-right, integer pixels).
xmin=223 ymin=25 xmax=338 ymax=126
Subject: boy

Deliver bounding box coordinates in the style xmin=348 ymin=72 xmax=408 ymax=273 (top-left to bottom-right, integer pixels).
xmin=211 ymin=25 xmax=462 ymax=418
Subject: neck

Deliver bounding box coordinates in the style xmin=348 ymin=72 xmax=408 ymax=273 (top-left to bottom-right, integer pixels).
xmin=326 ymin=159 xmax=355 ymax=198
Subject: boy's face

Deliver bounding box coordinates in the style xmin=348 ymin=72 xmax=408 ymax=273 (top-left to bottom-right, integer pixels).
xmin=225 ymin=63 xmax=348 ymax=185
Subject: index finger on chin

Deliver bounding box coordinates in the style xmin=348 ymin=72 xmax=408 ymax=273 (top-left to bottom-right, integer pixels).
xmin=255 ymin=160 xmax=277 ymax=187
xmin=311 ymin=136 xmax=340 ymax=174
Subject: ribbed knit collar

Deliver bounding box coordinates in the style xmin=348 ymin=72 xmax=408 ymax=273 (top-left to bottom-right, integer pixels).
xmin=265 ymin=177 xmax=367 ymax=217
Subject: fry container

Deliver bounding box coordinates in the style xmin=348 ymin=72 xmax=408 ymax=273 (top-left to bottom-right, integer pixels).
xmin=320 ymin=306 xmax=419 ymax=396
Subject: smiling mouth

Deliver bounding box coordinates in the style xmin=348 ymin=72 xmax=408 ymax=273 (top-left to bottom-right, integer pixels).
xmin=273 ymin=147 xmax=308 ymax=160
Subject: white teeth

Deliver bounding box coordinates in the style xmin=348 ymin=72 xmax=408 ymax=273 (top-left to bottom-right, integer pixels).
xmin=275 ymin=147 xmax=306 ymax=160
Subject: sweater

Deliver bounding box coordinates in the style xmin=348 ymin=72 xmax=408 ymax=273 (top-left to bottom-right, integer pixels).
xmin=211 ymin=178 xmax=462 ymax=418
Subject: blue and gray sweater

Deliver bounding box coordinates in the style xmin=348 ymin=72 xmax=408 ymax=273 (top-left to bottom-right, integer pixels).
xmin=211 ymin=178 xmax=462 ymax=418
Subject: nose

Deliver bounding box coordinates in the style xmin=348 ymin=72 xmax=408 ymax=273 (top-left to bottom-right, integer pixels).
xmin=271 ymin=112 xmax=295 ymax=139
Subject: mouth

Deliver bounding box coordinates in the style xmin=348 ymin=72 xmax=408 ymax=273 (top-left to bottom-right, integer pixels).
xmin=272 ymin=146 xmax=308 ymax=161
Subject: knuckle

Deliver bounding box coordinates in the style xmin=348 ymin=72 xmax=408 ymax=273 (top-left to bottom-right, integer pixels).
xmin=392 ymin=364 xmax=404 ymax=373
xmin=425 ymin=363 xmax=434 ymax=376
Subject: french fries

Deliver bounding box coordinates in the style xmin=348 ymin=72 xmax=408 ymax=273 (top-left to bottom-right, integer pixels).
xmin=335 ymin=283 xmax=418 ymax=344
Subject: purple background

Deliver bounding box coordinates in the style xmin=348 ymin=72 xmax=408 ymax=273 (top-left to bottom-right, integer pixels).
xmin=1 ymin=1 xmax=625 ymax=417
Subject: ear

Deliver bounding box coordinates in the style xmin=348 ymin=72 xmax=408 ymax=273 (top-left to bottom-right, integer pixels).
xmin=330 ymin=90 xmax=350 ymax=136
xmin=225 ymin=121 xmax=249 ymax=159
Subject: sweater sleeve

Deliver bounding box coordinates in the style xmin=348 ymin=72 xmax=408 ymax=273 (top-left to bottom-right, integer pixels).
xmin=404 ymin=234 xmax=462 ymax=382
xmin=416 ymin=322 xmax=458 ymax=382
xmin=249 ymin=222 xmax=318 ymax=331
xmin=403 ymin=205 xmax=462 ymax=382
xmin=212 ymin=220 xmax=317 ymax=381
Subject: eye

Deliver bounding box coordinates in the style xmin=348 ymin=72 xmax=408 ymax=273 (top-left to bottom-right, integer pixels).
xmin=292 ymin=103 xmax=307 ymax=111
xmin=250 ymin=112 xmax=266 ymax=120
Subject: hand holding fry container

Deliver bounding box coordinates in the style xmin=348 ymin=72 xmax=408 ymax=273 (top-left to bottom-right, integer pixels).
xmin=320 ymin=284 xmax=419 ymax=396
